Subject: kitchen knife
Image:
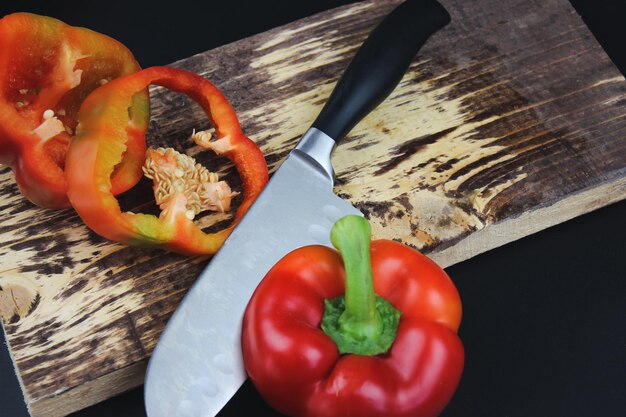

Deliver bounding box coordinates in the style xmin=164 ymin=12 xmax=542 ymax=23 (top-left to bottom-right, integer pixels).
xmin=144 ymin=1 xmax=450 ymax=416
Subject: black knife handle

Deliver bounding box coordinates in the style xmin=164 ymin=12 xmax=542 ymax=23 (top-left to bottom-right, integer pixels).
xmin=311 ymin=0 xmax=450 ymax=142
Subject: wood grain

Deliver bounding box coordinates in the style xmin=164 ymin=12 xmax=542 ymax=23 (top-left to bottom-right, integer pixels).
xmin=1 ymin=0 xmax=625 ymax=415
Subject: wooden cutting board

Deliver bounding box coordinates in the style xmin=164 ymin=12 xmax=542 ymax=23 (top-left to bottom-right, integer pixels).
xmin=1 ymin=0 xmax=625 ymax=415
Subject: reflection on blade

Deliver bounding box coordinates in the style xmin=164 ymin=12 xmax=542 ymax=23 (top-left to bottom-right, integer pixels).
xmin=144 ymin=151 xmax=362 ymax=417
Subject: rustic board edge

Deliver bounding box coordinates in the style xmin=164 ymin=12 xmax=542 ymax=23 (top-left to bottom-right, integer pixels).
xmin=2 ymin=321 xmax=30 ymax=414
xmin=431 ymin=177 xmax=626 ymax=268
xmin=28 ymin=360 xmax=147 ymax=417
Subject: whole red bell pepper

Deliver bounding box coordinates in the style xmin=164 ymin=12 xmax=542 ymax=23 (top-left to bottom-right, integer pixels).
xmin=242 ymin=215 xmax=464 ymax=417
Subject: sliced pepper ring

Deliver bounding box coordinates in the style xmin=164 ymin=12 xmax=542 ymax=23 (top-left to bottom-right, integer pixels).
xmin=65 ymin=66 xmax=268 ymax=255
xmin=0 ymin=13 xmax=147 ymax=208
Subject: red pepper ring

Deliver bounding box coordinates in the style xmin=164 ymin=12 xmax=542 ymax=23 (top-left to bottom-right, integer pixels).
xmin=0 ymin=13 xmax=148 ymax=208
xmin=65 ymin=66 xmax=268 ymax=255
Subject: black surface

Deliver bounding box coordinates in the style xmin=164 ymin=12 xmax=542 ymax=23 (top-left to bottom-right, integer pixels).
xmin=1 ymin=1 xmax=625 ymax=417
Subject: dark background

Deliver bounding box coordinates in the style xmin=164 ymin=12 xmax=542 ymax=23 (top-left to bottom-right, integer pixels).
xmin=1 ymin=1 xmax=625 ymax=416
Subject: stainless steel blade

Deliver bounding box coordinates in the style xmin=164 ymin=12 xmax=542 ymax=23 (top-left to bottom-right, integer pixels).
xmin=144 ymin=129 xmax=361 ymax=417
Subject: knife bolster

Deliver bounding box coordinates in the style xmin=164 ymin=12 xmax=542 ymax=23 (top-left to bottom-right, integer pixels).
xmin=293 ymin=127 xmax=336 ymax=183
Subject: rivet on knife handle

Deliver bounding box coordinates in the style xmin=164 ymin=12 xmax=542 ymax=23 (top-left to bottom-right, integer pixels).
xmin=312 ymin=0 xmax=451 ymax=142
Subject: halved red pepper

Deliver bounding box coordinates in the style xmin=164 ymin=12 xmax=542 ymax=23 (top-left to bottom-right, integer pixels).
xmin=65 ymin=66 xmax=268 ymax=255
xmin=0 ymin=13 xmax=147 ymax=207
xmin=243 ymin=215 xmax=464 ymax=417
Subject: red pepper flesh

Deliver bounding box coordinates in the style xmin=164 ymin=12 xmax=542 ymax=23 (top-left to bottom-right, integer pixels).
xmin=65 ymin=66 xmax=268 ymax=255
xmin=0 ymin=13 xmax=147 ymax=207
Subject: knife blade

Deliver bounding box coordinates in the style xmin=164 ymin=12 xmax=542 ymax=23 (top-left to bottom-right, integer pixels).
xmin=144 ymin=1 xmax=450 ymax=416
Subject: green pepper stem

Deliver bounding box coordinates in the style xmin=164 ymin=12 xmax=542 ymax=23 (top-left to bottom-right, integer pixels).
xmin=330 ymin=215 xmax=383 ymax=342
xmin=322 ymin=216 xmax=401 ymax=355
